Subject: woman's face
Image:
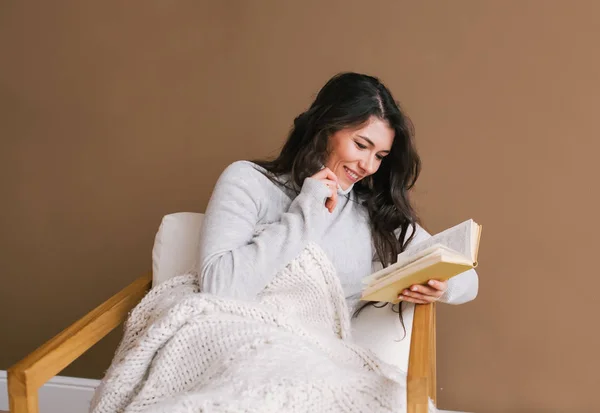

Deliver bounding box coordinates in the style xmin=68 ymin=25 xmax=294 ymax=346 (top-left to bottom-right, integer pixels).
xmin=325 ymin=116 xmax=394 ymax=190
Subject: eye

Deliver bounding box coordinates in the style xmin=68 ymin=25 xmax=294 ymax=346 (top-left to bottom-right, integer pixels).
xmin=355 ymin=141 xmax=367 ymax=150
xmin=376 ymin=154 xmax=386 ymax=161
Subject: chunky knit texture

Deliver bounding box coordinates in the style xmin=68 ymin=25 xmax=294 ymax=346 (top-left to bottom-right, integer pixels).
xmin=90 ymin=244 xmax=438 ymax=413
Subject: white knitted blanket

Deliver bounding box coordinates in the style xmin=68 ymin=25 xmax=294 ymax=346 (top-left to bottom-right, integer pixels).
xmin=90 ymin=243 xmax=416 ymax=413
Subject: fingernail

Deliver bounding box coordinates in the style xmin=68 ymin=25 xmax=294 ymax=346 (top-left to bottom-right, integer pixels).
xmin=411 ymin=286 xmax=418 ymax=291
xmin=428 ymin=280 xmax=435 ymax=286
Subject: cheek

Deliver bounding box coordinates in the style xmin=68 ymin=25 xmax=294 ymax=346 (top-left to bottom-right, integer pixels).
xmin=328 ymin=141 xmax=349 ymax=163
xmin=335 ymin=142 xmax=360 ymax=162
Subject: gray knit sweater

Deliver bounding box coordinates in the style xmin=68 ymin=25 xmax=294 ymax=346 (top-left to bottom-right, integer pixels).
xmin=198 ymin=161 xmax=478 ymax=309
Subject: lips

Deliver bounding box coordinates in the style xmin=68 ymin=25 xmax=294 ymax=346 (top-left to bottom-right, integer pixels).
xmin=343 ymin=166 xmax=362 ymax=182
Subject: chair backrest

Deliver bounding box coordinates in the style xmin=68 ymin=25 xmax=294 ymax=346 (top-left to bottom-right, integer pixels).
xmin=151 ymin=212 xmax=414 ymax=373
xmin=152 ymin=212 xmax=205 ymax=286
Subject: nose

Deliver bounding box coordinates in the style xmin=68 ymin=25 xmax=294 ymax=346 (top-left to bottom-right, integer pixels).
xmin=358 ymin=154 xmax=377 ymax=175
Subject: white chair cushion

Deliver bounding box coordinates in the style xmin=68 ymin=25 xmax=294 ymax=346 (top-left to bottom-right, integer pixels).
xmin=152 ymin=212 xmax=204 ymax=286
xmin=151 ymin=212 xmax=413 ymax=371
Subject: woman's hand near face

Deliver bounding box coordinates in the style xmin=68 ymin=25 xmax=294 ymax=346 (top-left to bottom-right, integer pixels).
xmin=310 ymin=167 xmax=338 ymax=213
xmin=398 ymin=279 xmax=448 ymax=304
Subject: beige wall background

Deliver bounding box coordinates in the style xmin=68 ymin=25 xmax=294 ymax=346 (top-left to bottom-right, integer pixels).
xmin=1 ymin=1 xmax=599 ymax=412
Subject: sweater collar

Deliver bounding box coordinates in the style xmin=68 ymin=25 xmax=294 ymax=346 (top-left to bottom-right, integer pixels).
xmin=337 ymin=183 xmax=354 ymax=195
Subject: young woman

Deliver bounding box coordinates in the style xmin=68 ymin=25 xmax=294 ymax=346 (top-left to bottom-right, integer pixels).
xmin=198 ymin=72 xmax=478 ymax=314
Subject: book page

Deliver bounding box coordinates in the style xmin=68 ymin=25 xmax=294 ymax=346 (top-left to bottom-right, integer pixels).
xmin=402 ymin=219 xmax=475 ymax=261
xmin=471 ymin=223 xmax=481 ymax=262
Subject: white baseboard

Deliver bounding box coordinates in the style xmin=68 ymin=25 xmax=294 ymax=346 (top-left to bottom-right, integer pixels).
xmin=0 ymin=370 xmax=100 ymax=413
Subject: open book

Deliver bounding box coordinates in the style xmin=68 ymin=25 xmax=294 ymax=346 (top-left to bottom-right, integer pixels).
xmin=360 ymin=219 xmax=482 ymax=304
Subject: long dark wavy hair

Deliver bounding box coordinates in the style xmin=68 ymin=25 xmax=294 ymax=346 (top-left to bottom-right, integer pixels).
xmin=254 ymin=72 xmax=422 ymax=324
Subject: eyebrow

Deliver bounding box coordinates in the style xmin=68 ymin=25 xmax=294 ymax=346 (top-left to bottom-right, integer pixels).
xmin=357 ymin=135 xmax=391 ymax=153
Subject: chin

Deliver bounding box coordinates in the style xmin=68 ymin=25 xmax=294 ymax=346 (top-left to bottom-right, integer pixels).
xmin=339 ymin=179 xmax=354 ymax=190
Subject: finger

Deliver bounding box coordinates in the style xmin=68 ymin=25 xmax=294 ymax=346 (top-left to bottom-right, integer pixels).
xmin=313 ymin=167 xmax=338 ymax=182
xmin=322 ymin=179 xmax=337 ymax=194
xmin=324 ymin=186 xmax=338 ymax=213
xmin=402 ymin=289 xmax=439 ymax=303
xmin=426 ymin=279 xmax=448 ymax=292
xmin=330 ymin=188 xmax=338 ymax=211
xmin=398 ymin=294 xmax=429 ymax=305
xmin=322 ymin=167 xmax=338 ymax=182
xmin=408 ymin=284 xmax=444 ymax=298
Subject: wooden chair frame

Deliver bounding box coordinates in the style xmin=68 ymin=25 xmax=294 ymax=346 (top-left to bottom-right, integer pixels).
xmin=7 ymin=273 xmax=436 ymax=413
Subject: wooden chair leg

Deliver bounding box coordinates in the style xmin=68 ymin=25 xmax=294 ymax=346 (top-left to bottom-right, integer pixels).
xmin=8 ymin=371 xmax=38 ymax=413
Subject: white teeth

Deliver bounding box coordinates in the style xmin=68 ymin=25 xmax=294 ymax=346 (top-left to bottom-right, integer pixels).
xmin=345 ymin=167 xmax=358 ymax=180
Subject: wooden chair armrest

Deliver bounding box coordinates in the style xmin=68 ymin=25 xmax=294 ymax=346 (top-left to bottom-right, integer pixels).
xmin=7 ymin=273 xmax=152 ymax=413
xmin=407 ymin=302 xmax=437 ymax=413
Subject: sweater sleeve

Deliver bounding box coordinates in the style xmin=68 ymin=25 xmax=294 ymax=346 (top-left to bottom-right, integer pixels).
xmin=198 ymin=162 xmax=332 ymax=301
xmin=406 ymin=224 xmax=479 ymax=305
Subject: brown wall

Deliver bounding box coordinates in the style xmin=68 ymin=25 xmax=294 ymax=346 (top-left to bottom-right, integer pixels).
xmin=1 ymin=1 xmax=599 ymax=412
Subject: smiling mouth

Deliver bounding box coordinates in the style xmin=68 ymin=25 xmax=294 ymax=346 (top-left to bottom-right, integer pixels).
xmin=343 ymin=166 xmax=362 ymax=182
